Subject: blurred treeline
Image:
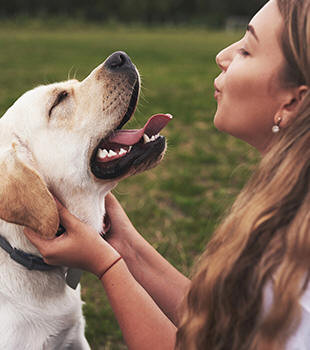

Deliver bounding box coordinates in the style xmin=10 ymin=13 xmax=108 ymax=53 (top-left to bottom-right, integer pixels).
xmin=0 ymin=0 xmax=267 ymax=27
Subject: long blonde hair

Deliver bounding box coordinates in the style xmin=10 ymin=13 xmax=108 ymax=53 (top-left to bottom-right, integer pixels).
xmin=176 ymin=0 xmax=310 ymax=349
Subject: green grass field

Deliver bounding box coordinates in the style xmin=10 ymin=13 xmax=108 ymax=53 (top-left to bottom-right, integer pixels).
xmin=0 ymin=23 xmax=259 ymax=349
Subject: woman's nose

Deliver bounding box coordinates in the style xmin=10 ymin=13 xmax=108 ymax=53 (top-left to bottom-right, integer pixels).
xmin=216 ymin=42 xmax=237 ymax=72
xmin=216 ymin=48 xmax=230 ymax=72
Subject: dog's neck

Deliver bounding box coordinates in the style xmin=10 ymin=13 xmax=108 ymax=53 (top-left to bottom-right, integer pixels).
xmin=0 ymin=221 xmax=37 ymax=254
xmin=0 ymin=181 xmax=116 ymax=253
xmin=56 ymin=185 xmax=113 ymax=232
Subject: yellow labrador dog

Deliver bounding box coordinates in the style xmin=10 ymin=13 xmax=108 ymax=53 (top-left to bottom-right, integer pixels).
xmin=0 ymin=52 xmax=171 ymax=349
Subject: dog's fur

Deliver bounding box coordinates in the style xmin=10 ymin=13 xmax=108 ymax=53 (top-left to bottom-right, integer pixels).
xmin=0 ymin=52 xmax=167 ymax=349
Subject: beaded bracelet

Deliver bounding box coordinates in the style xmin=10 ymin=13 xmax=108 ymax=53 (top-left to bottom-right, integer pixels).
xmin=98 ymin=256 xmax=123 ymax=280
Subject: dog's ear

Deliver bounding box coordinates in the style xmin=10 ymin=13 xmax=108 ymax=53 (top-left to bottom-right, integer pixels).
xmin=0 ymin=147 xmax=59 ymax=239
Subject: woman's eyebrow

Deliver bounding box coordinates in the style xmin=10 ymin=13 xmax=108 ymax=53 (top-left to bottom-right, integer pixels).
xmin=247 ymin=24 xmax=259 ymax=42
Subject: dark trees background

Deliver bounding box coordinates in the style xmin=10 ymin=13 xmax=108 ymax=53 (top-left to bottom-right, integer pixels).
xmin=0 ymin=0 xmax=267 ymax=26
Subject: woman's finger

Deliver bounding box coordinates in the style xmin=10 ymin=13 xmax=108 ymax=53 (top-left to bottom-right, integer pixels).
xmin=24 ymin=226 xmax=53 ymax=249
xmin=105 ymin=192 xmax=119 ymax=211
xmin=105 ymin=192 xmax=128 ymax=219
xmin=53 ymin=197 xmax=80 ymax=232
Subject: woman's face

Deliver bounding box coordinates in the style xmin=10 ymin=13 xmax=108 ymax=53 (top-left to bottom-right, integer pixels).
xmin=214 ymin=0 xmax=287 ymax=152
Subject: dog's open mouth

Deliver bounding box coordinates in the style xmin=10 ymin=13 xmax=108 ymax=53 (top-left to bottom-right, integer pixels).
xmin=91 ymin=113 xmax=172 ymax=179
xmin=90 ymin=85 xmax=172 ymax=180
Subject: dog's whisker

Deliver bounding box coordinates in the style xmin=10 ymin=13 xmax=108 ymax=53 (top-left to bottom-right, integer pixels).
xmin=67 ymin=66 xmax=77 ymax=81
xmin=139 ymin=93 xmax=149 ymax=105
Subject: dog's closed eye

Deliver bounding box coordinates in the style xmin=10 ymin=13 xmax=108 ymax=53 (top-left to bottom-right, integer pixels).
xmin=49 ymin=91 xmax=69 ymax=117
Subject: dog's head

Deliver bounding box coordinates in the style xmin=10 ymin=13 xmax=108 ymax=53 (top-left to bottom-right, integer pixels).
xmin=0 ymin=52 xmax=171 ymax=238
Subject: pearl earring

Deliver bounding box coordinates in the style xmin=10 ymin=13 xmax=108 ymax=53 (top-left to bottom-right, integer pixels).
xmin=272 ymin=117 xmax=282 ymax=133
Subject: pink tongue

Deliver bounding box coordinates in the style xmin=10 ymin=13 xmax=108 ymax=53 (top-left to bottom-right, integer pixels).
xmin=107 ymin=114 xmax=173 ymax=146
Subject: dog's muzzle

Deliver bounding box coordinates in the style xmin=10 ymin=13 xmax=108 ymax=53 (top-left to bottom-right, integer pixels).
xmin=90 ymin=51 xmax=172 ymax=180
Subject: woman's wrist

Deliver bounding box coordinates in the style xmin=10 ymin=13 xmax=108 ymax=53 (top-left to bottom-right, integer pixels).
xmin=107 ymin=226 xmax=141 ymax=261
xmin=88 ymin=237 xmax=122 ymax=277
xmin=97 ymin=256 xmax=123 ymax=280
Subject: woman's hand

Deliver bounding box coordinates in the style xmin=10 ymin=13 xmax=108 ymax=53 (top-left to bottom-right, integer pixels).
xmin=104 ymin=193 xmax=190 ymax=325
xmin=104 ymin=192 xmax=141 ymax=253
xmin=24 ymin=198 xmax=120 ymax=277
xmin=25 ymin=196 xmax=177 ymax=349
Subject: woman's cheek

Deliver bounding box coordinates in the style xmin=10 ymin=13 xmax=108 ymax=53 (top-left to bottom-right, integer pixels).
xmin=214 ymin=100 xmax=248 ymax=137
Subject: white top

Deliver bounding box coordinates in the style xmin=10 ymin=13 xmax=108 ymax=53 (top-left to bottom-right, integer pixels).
xmin=264 ymin=281 xmax=310 ymax=349
xmin=286 ymin=284 xmax=310 ymax=349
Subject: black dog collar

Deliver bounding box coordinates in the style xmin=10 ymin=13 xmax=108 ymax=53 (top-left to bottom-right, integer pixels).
xmin=0 ymin=234 xmax=56 ymax=271
xmin=0 ymin=233 xmax=83 ymax=290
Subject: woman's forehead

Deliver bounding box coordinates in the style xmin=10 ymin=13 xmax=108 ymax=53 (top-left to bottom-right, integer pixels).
xmin=250 ymin=0 xmax=283 ymax=44
xmin=249 ymin=0 xmax=284 ymax=59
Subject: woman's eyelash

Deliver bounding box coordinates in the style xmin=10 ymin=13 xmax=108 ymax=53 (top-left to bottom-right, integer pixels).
xmin=238 ymin=48 xmax=250 ymax=57
xmin=49 ymin=91 xmax=69 ymax=116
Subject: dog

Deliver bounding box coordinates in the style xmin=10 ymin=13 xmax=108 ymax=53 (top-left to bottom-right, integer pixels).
xmin=0 ymin=51 xmax=172 ymax=349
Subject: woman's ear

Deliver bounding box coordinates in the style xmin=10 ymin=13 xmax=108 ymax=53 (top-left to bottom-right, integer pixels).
xmin=275 ymin=85 xmax=308 ymax=128
xmin=0 ymin=146 xmax=59 ymax=239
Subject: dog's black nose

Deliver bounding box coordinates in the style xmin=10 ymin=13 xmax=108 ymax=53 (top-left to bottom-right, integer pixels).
xmin=104 ymin=51 xmax=134 ymax=70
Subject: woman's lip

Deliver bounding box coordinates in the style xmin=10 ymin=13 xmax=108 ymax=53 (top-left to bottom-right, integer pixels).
xmin=214 ymin=80 xmax=221 ymax=92
xmin=214 ymin=81 xmax=221 ymax=100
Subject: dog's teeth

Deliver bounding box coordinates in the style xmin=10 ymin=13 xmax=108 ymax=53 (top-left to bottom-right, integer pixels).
xmin=119 ymin=148 xmax=127 ymax=155
xmin=108 ymin=150 xmax=117 ymax=157
xmin=150 ymin=135 xmax=156 ymax=142
xmin=102 ymin=149 xmax=109 ymax=157
xmin=128 ymin=146 xmax=132 ymax=152
xmin=143 ymin=134 xmax=150 ymax=144
xmin=97 ymin=149 xmax=108 ymax=159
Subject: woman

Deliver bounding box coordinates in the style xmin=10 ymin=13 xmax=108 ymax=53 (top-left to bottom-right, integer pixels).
xmin=24 ymin=0 xmax=310 ymax=349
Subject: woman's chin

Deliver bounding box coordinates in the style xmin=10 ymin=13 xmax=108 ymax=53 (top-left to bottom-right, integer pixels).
xmin=213 ymin=113 xmax=227 ymax=133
